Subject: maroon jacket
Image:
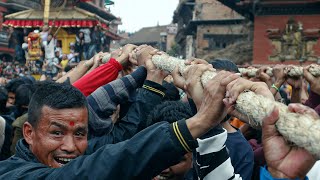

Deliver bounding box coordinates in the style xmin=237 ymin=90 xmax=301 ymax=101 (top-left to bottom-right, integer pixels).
xmin=304 ymin=91 xmax=320 ymax=115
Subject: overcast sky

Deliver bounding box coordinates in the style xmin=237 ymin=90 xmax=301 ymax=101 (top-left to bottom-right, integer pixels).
xmin=109 ymin=0 xmax=179 ymax=33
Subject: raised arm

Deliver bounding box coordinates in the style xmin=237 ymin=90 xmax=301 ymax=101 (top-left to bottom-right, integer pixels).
xmin=88 ymin=47 xmax=169 ymax=144
xmin=73 ymin=44 xmax=137 ymax=96
xmin=270 ymin=65 xmax=287 ymax=101
xmin=304 ymin=65 xmax=320 ymax=110
xmin=72 ymin=58 xmax=123 ymax=96
xmin=172 ymin=64 xmax=242 ymax=179
xmin=56 ymin=60 xmax=91 ymax=84
xmin=60 ymin=70 xmax=243 ymax=179
xmin=284 ymin=65 xmax=303 ymax=104
xmin=87 ymin=66 xmax=147 ymax=137
xmin=286 ymin=76 xmax=302 ymax=104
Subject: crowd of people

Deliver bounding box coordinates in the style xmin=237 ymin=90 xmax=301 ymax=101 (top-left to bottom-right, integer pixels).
xmin=0 ymin=43 xmax=319 ymax=180
xmin=5 ymin=25 xmax=108 ymax=80
xmin=0 ymin=61 xmax=28 ymax=79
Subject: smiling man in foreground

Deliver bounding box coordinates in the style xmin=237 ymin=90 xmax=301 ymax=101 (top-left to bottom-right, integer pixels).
xmin=0 ymin=78 xmax=219 ymax=179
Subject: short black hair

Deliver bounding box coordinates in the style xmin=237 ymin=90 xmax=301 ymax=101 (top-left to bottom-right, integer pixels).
xmin=21 ymin=76 xmax=35 ymax=85
xmin=5 ymin=78 xmax=25 ymax=94
xmin=209 ymin=59 xmax=240 ymax=73
xmin=147 ymin=101 xmax=193 ymax=126
xmin=64 ymin=65 xmax=72 ymax=73
xmin=28 ymin=81 xmax=88 ymax=127
xmin=15 ymin=84 xmax=36 ymax=107
xmin=0 ymin=87 xmax=8 ymax=114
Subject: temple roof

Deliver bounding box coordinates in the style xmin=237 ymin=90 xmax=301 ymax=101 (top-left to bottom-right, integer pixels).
xmin=77 ymin=2 xmax=117 ymax=21
xmin=3 ymin=7 xmax=109 ymax=28
xmin=121 ymin=25 xmax=167 ymax=45
xmin=218 ymin=0 xmax=320 ymax=19
xmin=7 ymin=7 xmax=89 ymax=19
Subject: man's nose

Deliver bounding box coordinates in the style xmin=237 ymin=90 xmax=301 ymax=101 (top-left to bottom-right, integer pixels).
xmin=161 ymin=168 xmax=170 ymax=173
xmin=61 ymin=135 xmax=76 ymax=153
xmin=8 ymin=99 xmax=14 ymax=104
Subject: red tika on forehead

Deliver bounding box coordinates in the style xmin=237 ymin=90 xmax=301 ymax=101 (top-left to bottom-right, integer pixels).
xmin=69 ymin=121 xmax=75 ymax=127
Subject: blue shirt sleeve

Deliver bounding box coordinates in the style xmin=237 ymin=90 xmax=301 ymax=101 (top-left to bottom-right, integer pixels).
xmin=260 ymin=166 xmax=309 ymax=180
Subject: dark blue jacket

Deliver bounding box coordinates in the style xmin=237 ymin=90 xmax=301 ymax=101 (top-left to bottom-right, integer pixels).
xmin=226 ymin=129 xmax=254 ymax=180
xmin=86 ymin=66 xmax=165 ymax=145
xmin=86 ymin=82 xmax=166 ymax=153
xmin=0 ymin=121 xmax=197 ymax=179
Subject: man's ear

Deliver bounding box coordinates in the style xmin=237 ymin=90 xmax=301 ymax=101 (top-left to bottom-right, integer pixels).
xmin=23 ymin=122 xmax=34 ymax=146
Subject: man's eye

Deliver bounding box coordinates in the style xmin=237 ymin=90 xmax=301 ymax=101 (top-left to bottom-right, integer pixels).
xmin=75 ymin=132 xmax=85 ymax=137
xmin=52 ymin=131 xmax=63 ymax=136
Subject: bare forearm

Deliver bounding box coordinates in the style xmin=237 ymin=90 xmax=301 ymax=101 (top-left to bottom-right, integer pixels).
xmin=186 ymin=114 xmax=216 ymax=139
xmin=271 ymin=80 xmax=284 ymax=96
xmin=146 ymin=71 xmax=164 ymax=85
xmin=273 ymin=92 xmax=283 ymax=102
xmin=86 ymin=63 xmax=99 ymax=75
xmin=56 ymin=61 xmax=90 ymax=84
xmin=270 ymin=87 xmax=277 ymax=96
xmin=290 ymin=88 xmax=301 ymax=103
xmin=39 ymin=74 xmax=47 ymax=81
xmin=48 ymin=27 xmax=52 ymax=35
xmin=54 ymin=64 xmax=62 ymax=69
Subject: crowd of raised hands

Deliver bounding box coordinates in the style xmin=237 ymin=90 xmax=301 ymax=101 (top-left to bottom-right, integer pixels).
xmin=240 ymin=64 xmax=320 ymax=104
xmin=110 ymin=44 xmax=320 ymax=179
xmin=0 ymin=43 xmax=319 ymax=179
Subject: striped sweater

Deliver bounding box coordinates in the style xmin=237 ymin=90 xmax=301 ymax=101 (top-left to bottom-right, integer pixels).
xmin=87 ymin=66 xmax=147 ymax=137
xmin=187 ymin=99 xmax=242 ymax=179
xmin=194 ymin=126 xmax=242 ymax=180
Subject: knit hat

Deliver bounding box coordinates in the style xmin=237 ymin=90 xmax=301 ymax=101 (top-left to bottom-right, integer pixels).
xmin=209 ymin=59 xmax=240 ymax=73
xmin=147 ymin=101 xmax=193 ymax=126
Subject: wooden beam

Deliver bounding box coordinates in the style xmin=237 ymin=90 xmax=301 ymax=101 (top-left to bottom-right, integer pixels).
xmin=239 ymin=0 xmax=320 ymax=6
xmin=43 ymin=0 xmax=51 ymax=25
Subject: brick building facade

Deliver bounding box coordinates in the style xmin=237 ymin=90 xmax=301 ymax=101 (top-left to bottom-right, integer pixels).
xmin=219 ymin=0 xmax=320 ymax=65
xmin=174 ymin=0 xmax=249 ymax=60
xmin=121 ymin=24 xmax=177 ymax=53
xmin=254 ymin=15 xmax=320 ymax=65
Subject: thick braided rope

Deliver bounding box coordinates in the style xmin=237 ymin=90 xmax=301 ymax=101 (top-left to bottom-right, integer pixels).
xmin=102 ymin=53 xmax=111 ymax=63
xmin=151 ymin=54 xmax=320 ymax=159
xmin=309 ymin=64 xmax=320 ymax=76
xmin=239 ymin=64 xmax=320 ymax=77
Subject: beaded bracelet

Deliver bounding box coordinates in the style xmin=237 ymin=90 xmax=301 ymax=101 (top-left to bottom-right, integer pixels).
xmin=271 ymin=84 xmax=279 ymax=92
